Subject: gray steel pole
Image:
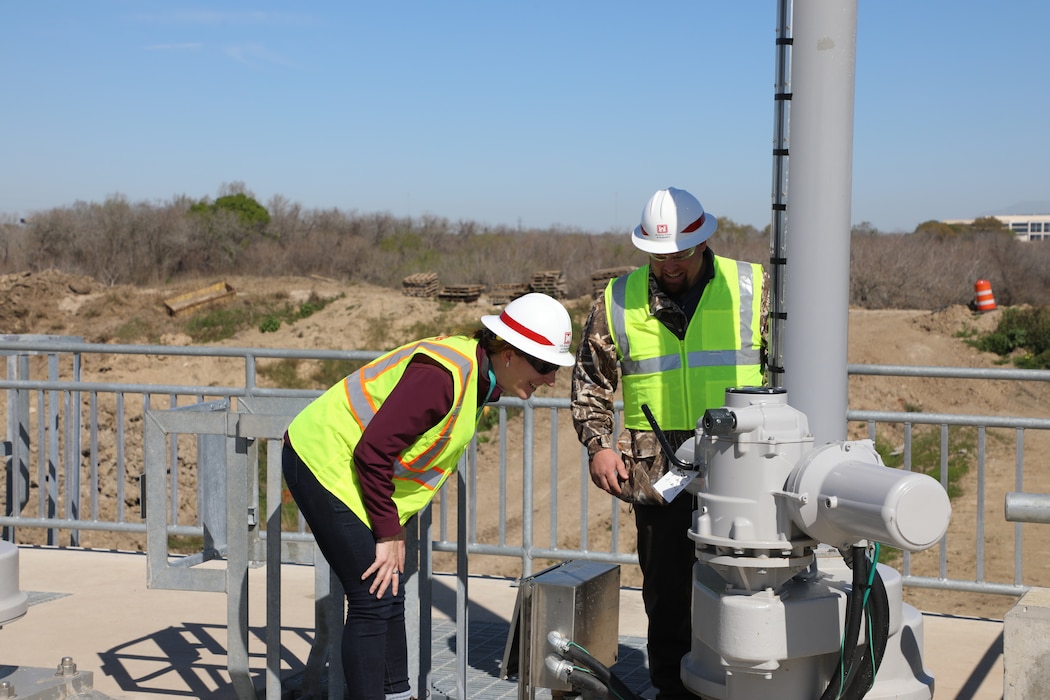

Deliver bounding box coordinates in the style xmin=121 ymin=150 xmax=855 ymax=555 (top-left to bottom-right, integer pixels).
xmin=781 ymin=0 xmax=857 ymax=444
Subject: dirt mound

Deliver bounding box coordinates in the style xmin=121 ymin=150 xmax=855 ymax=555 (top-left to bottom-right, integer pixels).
xmin=914 ymin=304 xmax=1003 ymax=338
xmin=0 ymin=269 xmax=104 ymax=335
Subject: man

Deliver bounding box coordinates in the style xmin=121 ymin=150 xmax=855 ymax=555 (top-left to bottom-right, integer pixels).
xmin=571 ymin=187 xmax=767 ymax=699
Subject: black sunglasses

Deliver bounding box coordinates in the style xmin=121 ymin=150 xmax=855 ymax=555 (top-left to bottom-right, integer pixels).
xmin=521 ymin=353 xmax=559 ymax=375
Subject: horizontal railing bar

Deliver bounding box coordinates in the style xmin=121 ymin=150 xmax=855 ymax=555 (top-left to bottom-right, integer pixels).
xmin=0 ymin=517 xmax=145 ymax=532
xmin=0 ymin=338 xmax=380 ymax=361
xmin=848 ymin=409 xmax=1050 ymax=430
xmin=0 ymin=378 xmax=247 ymax=396
xmin=1005 ymin=492 xmax=1050 ymax=524
xmin=0 ymin=516 xmax=199 ymax=537
xmin=903 ymin=575 xmax=1028 ymax=598
xmin=848 ymin=363 xmax=1050 ymax=382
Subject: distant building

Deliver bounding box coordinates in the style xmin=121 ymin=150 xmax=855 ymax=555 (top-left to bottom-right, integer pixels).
xmin=943 ymin=214 xmax=1050 ymax=241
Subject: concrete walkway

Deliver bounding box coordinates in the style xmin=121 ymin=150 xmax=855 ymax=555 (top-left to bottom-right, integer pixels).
xmin=1 ymin=547 xmax=1005 ymax=699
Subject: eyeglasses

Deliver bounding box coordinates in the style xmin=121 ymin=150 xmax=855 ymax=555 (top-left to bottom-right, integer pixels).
xmin=649 ymin=247 xmax=697 ymax=263
xmin=521 ymin=353 xmax=559 ymax=375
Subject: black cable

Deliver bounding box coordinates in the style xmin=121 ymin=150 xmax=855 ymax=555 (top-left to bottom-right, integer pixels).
xmin=819 ymin=545 xmax=868 ymax=700
xmin=842 ymin=550 xmax=873 ymax=697
xmin=841 ymin=566 xmax=890 ymax=699
xmin=561 ymin=643 xmax=641 ymax=700
xmin=563 ymin=665 xmax=610 ymax=697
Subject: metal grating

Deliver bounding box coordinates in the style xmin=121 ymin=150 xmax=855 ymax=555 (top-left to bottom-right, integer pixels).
xmin=428 ymin=619 xmax=654 ymax=699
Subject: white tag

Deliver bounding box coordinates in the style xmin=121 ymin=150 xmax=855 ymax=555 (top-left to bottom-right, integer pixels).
xmin=653 ymin=466 xmax=698 ymax=503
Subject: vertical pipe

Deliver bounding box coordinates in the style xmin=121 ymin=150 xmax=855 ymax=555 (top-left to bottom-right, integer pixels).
xmin=37 ymin=391 xmax=48 ymax=541
xmin=579 ymin=444 xmax=590 ymax=551
xmin=47 ymin=354 xmax=59 ymax=545
xmin=782 ymin=0 xmax=857 ymax=443
xmin=940 ymin=426 xmax=949 ymax=579
xmin=469 ymin=438 xmax=478 ymax=544
xmin=225 ymin=431 xmax=254 ymax=700
xmin=5 ymin=354 xmax=31 ymax=542
xmin=417 ymin=505 xmax=434 ymax=697
xmin=169 ymin=393 xmax=178 ymax=525
xmin=976 ymin=426 xmax=986 ymax=581
xmin=265 ymin=437 xmax=282 ymax=700
xmin=1014 ymin=429 xmax=1024 ymax=584
xmin=499 ymin=407 xmax=508 ymax=544
xmin=118 ymin=392 xmax=127 ymax=521
xmin=549 ymin=408 xmax=558 ymax=549
xmin=90 ymin=392 xmax=99 ymax=519
xmin=67 ymin=352 xmax=82 ymax=545
xmin=903 ymin=422 xmax=914 ymax=576
xmin=404 ymin=521 xmax=422 ymax=699
xmin=456 ymin=450 xmax=469 ymax=700
xmin=522 ymin=401 xmax=535 ymax=578
xmin=768 ymin=0 xmax=793 ymax=387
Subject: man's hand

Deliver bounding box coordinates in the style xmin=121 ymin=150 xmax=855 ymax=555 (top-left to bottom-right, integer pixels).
xmin=589 ymin=448 xmax=629 ymax=496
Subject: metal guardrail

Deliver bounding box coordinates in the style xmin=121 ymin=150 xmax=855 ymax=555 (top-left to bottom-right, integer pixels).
xmin=5 ymin=338 xmax=1050 ymax=697
xmin=848 ymin=362 xmax=1050 ymax=599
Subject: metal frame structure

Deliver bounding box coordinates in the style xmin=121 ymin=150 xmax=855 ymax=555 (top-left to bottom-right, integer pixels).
xmin=4 ymin=337 xmax=1050 ymax=697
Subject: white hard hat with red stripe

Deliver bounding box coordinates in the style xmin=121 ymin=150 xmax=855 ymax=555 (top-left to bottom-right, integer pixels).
xmin=481 ymin=293 xmax=575 ymax=367
xmin=631 ymin=187 xmax=718 ymax=254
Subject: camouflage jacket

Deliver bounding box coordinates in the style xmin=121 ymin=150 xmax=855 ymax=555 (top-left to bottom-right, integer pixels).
xmin=570 ymin=249 xmax=769 ymax=504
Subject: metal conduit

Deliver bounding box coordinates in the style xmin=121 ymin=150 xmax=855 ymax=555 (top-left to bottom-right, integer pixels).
xmin=768 ymin=0 xmax=792 ymax=385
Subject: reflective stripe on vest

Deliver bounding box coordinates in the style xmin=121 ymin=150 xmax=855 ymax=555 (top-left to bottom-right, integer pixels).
xmin=606 ymin=257 xmax=764 ymax=430
xmin=287 ymin=335 xmax=480 ymax=529
xmin=347 ymin=340 xmax=473 ymax=486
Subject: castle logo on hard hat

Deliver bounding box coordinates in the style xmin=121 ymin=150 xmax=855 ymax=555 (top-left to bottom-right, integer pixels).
xmin=560 ymin=331 xmax=571 ymax=351
xmin=657 ymin=224 xmax=668 ymax=234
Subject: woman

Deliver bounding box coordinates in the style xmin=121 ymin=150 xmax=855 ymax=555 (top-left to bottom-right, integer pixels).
xmin=282 ymin=292 xmax=575 ymax=699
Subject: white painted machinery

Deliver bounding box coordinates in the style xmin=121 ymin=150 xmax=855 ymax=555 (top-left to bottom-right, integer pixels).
xmin=0 ymin=540 xmax=28 ymax=628
xmin=651 ymin=387 xmax=951 ymax=700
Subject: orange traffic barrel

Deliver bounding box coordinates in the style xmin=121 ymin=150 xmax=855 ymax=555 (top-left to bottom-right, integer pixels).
xmin=974 ymin=279 xmax=997 ymax=312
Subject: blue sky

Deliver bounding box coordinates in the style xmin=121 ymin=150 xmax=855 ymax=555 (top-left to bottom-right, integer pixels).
xmin=2 ymin=2 xmax=1047 ymax=234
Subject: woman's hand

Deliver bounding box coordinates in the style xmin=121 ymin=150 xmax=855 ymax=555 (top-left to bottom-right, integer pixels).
xmin=363 ymin=528 xmax=407 ymax=598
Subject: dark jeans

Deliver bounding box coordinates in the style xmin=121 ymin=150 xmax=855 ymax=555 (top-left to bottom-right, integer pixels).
xmin=635 ymin=493 xmax=696 ymax=700
xmin=282 ymin=442 xmax=409 ymax=700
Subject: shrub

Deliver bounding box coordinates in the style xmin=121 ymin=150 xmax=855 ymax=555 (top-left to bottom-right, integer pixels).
xmin=973 ymin=306 xmax=1050 ymax=369
xmin=259 ymin=316 xmax=281 ymax=333
xmin=185 ymin=293 xmax=342 ymax=343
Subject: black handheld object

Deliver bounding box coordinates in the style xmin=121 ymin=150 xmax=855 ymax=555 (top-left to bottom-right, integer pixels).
xmin=640 ymin=403 xmax=695 ymax=471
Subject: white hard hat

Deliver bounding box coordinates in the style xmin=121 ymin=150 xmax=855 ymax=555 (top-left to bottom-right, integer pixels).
xmin=481 ymin=293 xmax=575 ymax=367
xmin=631 ymin=187 xmax=718 ymax=254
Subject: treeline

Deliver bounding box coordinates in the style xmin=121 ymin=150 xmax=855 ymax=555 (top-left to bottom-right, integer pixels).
xmin=2 ymin=187 xmax=1048 ymax=309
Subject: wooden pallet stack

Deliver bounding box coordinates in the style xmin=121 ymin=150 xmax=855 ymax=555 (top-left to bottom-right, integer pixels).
xmin=402 ymin=272 xmax=439 ymax=298
xmin=437 ymin=284 xmax=486 ymax=303
xmin=590 ymin=266 xmax=637 ymax=297
xmin=528 ymin=270 xmax=568 ymax=299
xmin=488 ymin=282 xmax=530 ymax=306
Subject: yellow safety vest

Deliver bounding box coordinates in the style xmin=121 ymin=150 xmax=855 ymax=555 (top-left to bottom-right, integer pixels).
xmin=605 ymin=256 xmax=764 ymax=430
xmin=286 ymin=335 xmax=482 ymax=530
